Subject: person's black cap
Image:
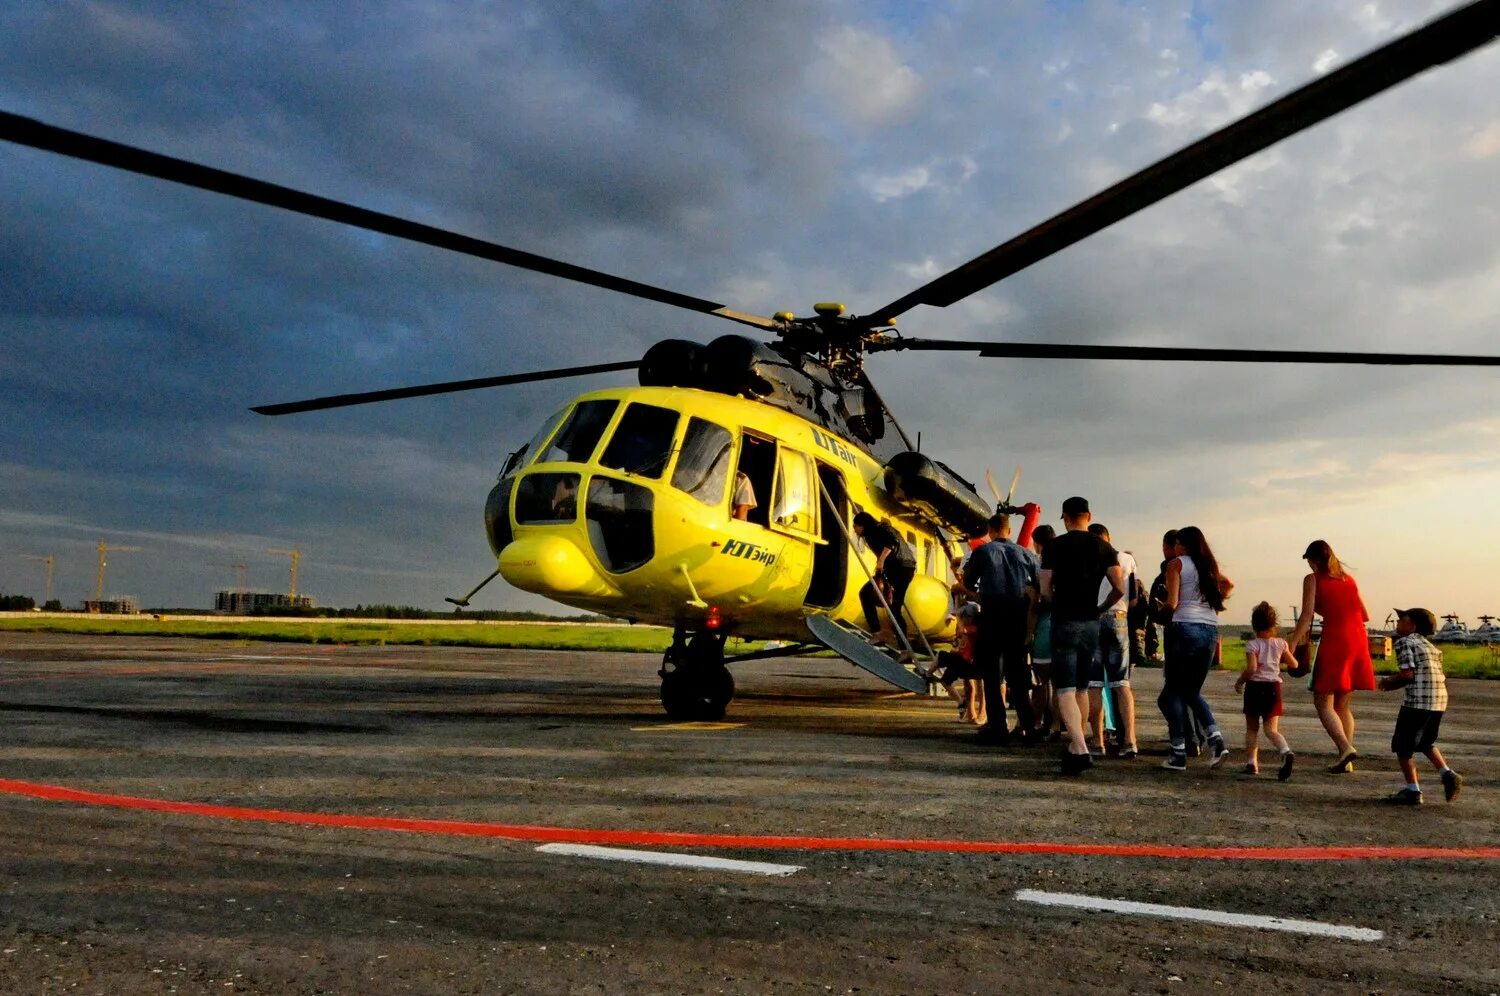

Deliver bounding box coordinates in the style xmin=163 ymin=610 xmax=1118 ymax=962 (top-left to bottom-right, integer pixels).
xmin=1395 ymin=607 xmax=1436 ymax=636
xmin=1061 ymin=496 xmax=1090 ymax=517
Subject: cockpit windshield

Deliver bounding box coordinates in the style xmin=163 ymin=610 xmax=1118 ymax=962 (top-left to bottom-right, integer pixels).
xmin=599 ymin=403 xmax=679 ymax=479
xmin=502 ymin=406 xmax=568 ymax=478
xmin=539 ymin=399 xmax=618 ymax=464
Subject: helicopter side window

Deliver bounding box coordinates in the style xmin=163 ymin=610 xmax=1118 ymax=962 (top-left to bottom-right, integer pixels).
xmin=670 ymin=417 xmax=733 ymax=507
xmin=539 ymin=400 xmax=619 ymax=464
xmin=771 ymin=448 xmax=817 ymax=535
xmin=599 ymin=403 xmax=680 ymax=479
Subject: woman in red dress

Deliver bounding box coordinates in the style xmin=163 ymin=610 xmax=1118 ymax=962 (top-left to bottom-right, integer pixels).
xmin=1288 ymin=540 xmax=1374 ymax=773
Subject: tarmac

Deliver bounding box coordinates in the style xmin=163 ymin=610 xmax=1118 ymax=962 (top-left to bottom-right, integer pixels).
xmin=0 ymin=633 xmax=1495 ymax=993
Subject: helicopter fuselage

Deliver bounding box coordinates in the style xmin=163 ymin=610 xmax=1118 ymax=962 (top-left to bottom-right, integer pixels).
xmin=486 ymin=384 xmax=963 ymax=643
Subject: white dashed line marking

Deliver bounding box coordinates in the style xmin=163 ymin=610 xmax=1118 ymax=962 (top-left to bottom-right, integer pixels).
xmin=1014 ymin=889 xmax=1383 ymax=941
xmin=537 ymin=843 xmax=802 ymax=876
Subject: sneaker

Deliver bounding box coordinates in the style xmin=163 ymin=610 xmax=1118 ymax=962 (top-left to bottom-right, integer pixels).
xmin=1278 ymin=751 xmax=1295 ymax=782
xmin=1161 ymin=752 xmax=1187 ymax=771
xmin=1209 ymin=738 xmax=1231 ymax=768
xmin=1119 ymin=745 xmax=1138 ymax=760
xmin=1383 ymin=787 xmax=1422 ymax=806
xmin=1441 ymin=769 xmax=1464 ymax=803
xmin=1240 ymin=763 xmax=1259 ymax=776
xmin=1088 ymin=745 xmax=1105 ymax=758
xmin=1061 ymin=750 xmax=1094 ymax=775
xmin=1327 ymin=750 xmax=1358 ymax=774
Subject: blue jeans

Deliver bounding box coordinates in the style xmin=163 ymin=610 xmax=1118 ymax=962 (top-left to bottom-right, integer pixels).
xmin=1051 ymin=619 xmax=1100 ymax=692
xmin=1158 ymin=622 xmax=1221 ymax=751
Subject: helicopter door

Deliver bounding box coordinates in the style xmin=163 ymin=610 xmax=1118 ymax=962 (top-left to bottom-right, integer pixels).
xmin=805 ymin=462 xmax=848 ymax=609
xmin=770 ymin=447 xmax=817 ymax=539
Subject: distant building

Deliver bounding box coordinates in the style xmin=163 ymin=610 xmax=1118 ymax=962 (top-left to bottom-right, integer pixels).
xmin=82 ymin=597 xmax=139 ymax=614
xmin=214 ymin=590 xmax=315 ymax=614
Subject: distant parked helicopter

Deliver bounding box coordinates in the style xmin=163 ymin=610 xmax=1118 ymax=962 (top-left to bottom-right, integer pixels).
xmin=3 ymin=1 xmax=1498 ymax=719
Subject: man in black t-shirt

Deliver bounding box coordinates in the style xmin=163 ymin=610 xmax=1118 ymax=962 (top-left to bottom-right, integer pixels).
xmin=1040 ymin=496 xmax=1124 ymax=774
xmin=853 ymin=511 xmax=917 ymax=659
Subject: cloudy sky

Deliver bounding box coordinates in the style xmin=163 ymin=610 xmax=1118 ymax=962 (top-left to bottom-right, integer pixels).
xmin=1 ymin=1 xmax=1497 ymax=623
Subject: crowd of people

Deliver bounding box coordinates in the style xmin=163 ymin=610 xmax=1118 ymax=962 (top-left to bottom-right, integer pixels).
xmin=905 ymin=496 xmax=1464 ymax=803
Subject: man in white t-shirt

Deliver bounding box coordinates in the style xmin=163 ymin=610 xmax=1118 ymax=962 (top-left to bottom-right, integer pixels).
xmin=1088 ymin=524 xmax=1138 ymax=758
xmin=731 ymin=471 xmax=757 ymax=520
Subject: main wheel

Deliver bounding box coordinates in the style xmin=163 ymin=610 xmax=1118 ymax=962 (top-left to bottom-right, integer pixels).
xmin=658 ymin=661 xmax=735 ymax=721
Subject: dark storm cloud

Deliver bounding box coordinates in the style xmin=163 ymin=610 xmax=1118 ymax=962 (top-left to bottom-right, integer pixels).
xmin=1 ymin=1 xmax=1497 ymax=614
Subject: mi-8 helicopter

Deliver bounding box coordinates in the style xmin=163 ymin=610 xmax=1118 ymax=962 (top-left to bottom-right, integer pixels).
xmin=4 ymin=1 xmax=1499 ymax=720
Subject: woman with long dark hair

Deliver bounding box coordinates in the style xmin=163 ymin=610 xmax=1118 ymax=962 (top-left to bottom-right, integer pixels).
xmin=1158 ymin=525 xmax=1234 ymax=770
xmin=1288 ymin=540 xmax=1373 ymax=773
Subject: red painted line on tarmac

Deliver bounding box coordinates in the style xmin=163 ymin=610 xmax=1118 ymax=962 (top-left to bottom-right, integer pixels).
xmin=1 ymin=777 xmax=1497 ymax=861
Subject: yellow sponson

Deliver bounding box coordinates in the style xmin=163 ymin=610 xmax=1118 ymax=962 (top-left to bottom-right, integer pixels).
xmin=499 ymin=534 xmax=617 ymax=599
xmin=902 ymin=575 xmax=953 ymax=636
xmin=813 ymin=302 xmax=845 ymax=316
xmin=773 ymin=311 xmax=796 ymax=322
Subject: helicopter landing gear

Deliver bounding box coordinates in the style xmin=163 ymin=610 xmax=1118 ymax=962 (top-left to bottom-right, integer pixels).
xmin=659 ymin=629 xmax=735 ymax=721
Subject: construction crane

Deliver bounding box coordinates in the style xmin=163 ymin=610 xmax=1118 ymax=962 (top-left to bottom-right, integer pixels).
xmin=95 ymin=540 xmax=141 ymax=601
xmin=267 ymin=547 xmax=301 ymax=599
xmin=22 ymin=554 xmax=55 ymax=604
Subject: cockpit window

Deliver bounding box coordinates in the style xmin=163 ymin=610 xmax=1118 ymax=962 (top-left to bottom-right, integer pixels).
xmin=510 ymin=406 xmax=567 ymax=474
xmin=670 ymin=417 xmax=732 ymax=506
xmin=599 ymin=403 xmax=679 ymax=479
xmin=586 ymin=477 xmax=654 ymax=573
xmin=539 ymin=400 xmax=618 ymax=464
xmin=514 ymin=472 xmax=581 ymax=524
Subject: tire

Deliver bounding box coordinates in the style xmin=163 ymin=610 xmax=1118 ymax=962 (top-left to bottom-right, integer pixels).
xmin=658 ymin=665 xmax=734 ymax=721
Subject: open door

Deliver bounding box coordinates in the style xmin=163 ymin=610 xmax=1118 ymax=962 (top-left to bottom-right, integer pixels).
xmin=805 ymin=462 xmax=848 ymax=608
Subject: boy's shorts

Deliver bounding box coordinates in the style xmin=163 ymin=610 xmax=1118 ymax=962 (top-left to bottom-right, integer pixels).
xmin=1391 ymin=706 xmax=1444 ymax=756
xmin=1031 ymin=612 xmax=1052 ymax=666
xmin=1242 ymin=680 xmax=1283 ymax=718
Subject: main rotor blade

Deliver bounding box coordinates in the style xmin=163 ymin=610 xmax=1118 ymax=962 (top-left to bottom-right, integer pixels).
xmin=874 ymin=339 xmax=1500 ymax=366
xmin=251 ymin=359 xmax=640 ymax=416
xmin=0 ymin=111 xmax=778 ymax=332
xmin=865 ymin=0 xmax=1500 ymax=323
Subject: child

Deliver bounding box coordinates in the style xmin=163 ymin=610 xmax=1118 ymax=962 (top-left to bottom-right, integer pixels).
xmin=938 ymin=601 xmax=985 ymax=726
xmin=1234 ymin=601 xmax=1297 ymax=780
xmin=1378 ymin=608 xmax=1463 ymax=805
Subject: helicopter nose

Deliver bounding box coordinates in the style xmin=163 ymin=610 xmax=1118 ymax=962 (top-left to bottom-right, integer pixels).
xmin=498 ymin=535 xmax=616 ymax=599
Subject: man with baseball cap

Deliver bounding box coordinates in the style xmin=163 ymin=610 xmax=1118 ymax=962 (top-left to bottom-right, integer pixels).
xmin=1040 ymin=496 xmax=1124 ymax=774
xmin=1378 ymin=607 xmax=1463 ymax=804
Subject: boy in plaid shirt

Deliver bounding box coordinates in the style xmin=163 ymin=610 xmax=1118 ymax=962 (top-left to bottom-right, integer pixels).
xmin=1378 ymin=608 xmax=1463 ymax=805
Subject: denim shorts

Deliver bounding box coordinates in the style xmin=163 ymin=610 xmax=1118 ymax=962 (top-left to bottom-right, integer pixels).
xmin=1089 ymin=612 xmax=1131 ymax=689
xmin=1051 ymin=618 xmax=1100 ymax=692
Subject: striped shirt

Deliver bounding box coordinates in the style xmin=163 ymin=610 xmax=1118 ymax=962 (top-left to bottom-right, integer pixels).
xmin=1395 ymin=633 xmax=1448 ymax=712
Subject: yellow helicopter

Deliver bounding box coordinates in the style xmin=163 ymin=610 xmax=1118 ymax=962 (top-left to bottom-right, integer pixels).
xmin=4 ymin=1 xmax=1499 ymax=720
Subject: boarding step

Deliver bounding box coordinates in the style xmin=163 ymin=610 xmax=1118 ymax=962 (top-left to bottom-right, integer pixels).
xmin=804 ymin=616 xmax=936 ymax=694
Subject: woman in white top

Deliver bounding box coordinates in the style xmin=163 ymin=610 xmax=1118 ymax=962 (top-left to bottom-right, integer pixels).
xmin=1158 ymin=526 xmax=1234 ymax=770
